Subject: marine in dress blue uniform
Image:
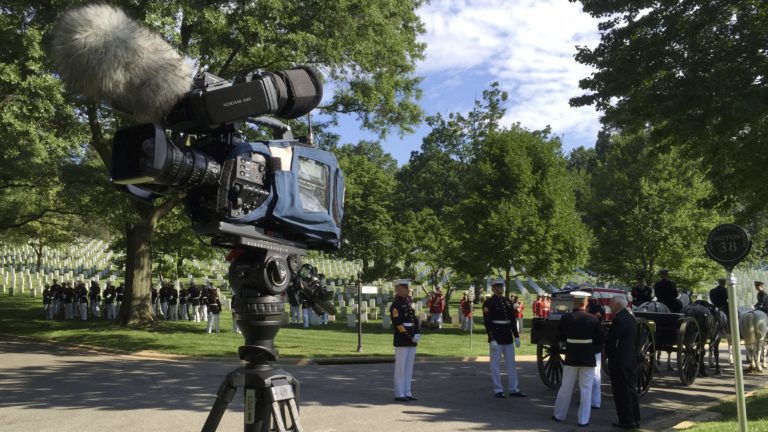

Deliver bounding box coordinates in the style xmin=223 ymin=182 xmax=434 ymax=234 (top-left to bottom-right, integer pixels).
xmin=482 ymin=279 xmax=525 ymax=398
xmin=552 ymin=291 xmax=606 ymax=427
xmin=390 ymin=279 xmax=420 ymax=402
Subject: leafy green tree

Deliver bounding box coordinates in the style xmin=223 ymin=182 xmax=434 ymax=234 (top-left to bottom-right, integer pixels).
xmin=571 ymin=0 xmax=768 ymax=212
xmin=3 ymin=1 xmax=426 ymax=325
xmin=587 ymin=131 xmax=724 ymax=288
xmin=455 ymin=126 xmax=593 ymax=292
xmin=334 ymin=141 xmax=400 ymax=282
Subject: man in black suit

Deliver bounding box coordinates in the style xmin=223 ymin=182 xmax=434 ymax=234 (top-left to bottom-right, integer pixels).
xmin=606 ymin=295 xmax=640 ymax=429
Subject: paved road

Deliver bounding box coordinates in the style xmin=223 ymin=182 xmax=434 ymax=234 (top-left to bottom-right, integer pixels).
xmin=0 ymin=338 xmax=763 ymax=432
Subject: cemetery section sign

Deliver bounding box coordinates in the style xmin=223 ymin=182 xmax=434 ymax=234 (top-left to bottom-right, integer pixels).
xmin=705 ymin=224 xmax=751 ymax=269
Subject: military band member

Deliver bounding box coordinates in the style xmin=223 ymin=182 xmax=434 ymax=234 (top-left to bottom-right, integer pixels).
xmin=151 ymin=284 xmax=159 ymax=316
xmin=103 ymin=282 xmax=117 ymax=320
xmin=159 ymin=282 xmax=171 ymax=319
xmin=62 ymin=282 xmax=75 ymax=320
xmin=391 ymin=279 xmax=420 ymax=402
xmin=189 ymin=283 xmax=202 ymax=322
xmin=460 ymin=292 xmax=473 ymax=331
xmin=653 ymin=269 xmax=681 ymax=312
xmin=89 ymin=280 xmax=101 ymax=318
xmin=533 ymin=295 xmax=543 ymax=318
xmin=205 ymin=288 xmax=222 ymax=333
xmin=75 ymin=280 xmax=88 ymax=321
xmin=179 ymin=285 xmax=190 ymax=321
xmin=42 ymin=284 xmax=53 ymax=320
xmin=631 ymin=275 xmax=653 ymax=306
xmin=542 ymin=294 xmax=551 ymax=318
xmin=754 ymin=281 xmax=768 ymax=313
xmin=511 ymin=295 xmax=524 ymax=334
xmin=115 ymin=282 xmax=125 ymax=315
xmin=51 ymin=279 xmax=63 ymax=319
xmin=606 ymin=295 xmax=640 ymax=429
xmin=483 ymin=279 xmax=526 ymax=398
xmin=427 ymin=285 xmax=445 ymax=329
xmin=552 ymin=291 xmax=605 ymax=427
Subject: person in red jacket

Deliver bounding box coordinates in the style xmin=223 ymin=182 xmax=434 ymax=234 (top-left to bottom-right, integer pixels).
xmin=427 ymin=285 xmax=446 ymax=329
xmin=542 ymin=294 xmax=552 ymax=318
xmin=460 ymin=292 xmax=473 ymax=331
xmin=533 ymin=295 xmax=543 ymax=318
xmin=511 ymin=295 xmax=525 ymax=334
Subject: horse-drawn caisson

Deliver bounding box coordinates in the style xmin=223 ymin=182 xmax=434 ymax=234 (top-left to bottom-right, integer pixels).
xmin=530 ymin=287 xmax=657 ymax=396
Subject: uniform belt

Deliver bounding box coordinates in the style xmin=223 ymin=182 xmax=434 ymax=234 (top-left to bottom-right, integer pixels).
xmin=402 ymin=323 xmax=414 ymax=327
xmin=492 ymin=320 xmax=511 ymax=324
xmin=566 ymin=338 xmax=593 ymax=344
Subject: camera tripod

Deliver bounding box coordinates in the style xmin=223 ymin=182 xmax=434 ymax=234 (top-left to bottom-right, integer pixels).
xmin=201 ymin=346 xmax=303 ymax=432
xmin=201 ymin=246 xmax=306 ymax=432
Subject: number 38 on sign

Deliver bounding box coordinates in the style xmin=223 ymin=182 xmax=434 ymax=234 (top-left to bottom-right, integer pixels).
xmin=705 ymin=224 xmax=751 ymax=269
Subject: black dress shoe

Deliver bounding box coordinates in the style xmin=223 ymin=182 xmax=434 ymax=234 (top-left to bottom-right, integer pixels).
xmin=612 ymin=422 xmax=635 ymax=429
xmin=578 ymin=423 xmax=590 ymax=427
xmin=591 ymin=405 xmax=600 ymax=410
xmin=494 ymin=392 xmax=506 ymax=398
xmin=551 ymin=416 xmax=563 ymax=422
xmin=406 ymin=396 xmax=418 ymax=401
xmin=394 ymin=397 xmax=410 ymax=402
xmin=508 ymin=391 xmax=528 ymax=397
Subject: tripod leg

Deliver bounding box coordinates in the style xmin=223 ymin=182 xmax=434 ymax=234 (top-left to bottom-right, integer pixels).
xmin=267 ymin=378 xmax=303 ymax=432
xmin=202 ymin=369 xmax=242 ymax=432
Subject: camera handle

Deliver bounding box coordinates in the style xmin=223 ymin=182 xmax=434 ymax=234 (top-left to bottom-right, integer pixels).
xmin=201 ymin=349 xmax=303 ymax=432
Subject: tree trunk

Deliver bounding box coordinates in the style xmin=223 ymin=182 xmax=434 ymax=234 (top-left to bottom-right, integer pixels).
xmin=117 ymin=199 xmax=177 ymax=326
xmin=505 ymin=267 xmax=511 ymax=297
xmin=33 ymin=241 xmax=44 ymax=272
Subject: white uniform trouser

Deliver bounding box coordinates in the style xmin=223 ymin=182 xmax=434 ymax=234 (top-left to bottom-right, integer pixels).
xmin=553 ymin=365 xmax=594 ymax=425
xmin=200 ymin=305 xmax=208 ymax=320
xmin=593 ymin=353 xmax=601 ymax=408
xmin=302 ymin=308 xmax=310 ymax=328
xmin=53 ymin=299 xmax=61 ymax=317
xmin=430 ymin=313 xmax=442 ymax=327
xmin=193 ymin=304 xmax=201 ymax=322
xmin=321 ymin=312 xmax=328 ymax=325
xmin=64 ymin=303 xmax=74 ymax=320
xmin=516 ymin=317 xmax=523 ymax=334
xmin=91 ymin=301 xmax=100 ymax=318
xmin=160 ymin=301 xmax=168 ymax=318
xmin=45 ymin=304 xmax=53 ymax=320
xmin=291 ymin=305 xmax=300 ymax=324
xmin=462 ymin=315 xmax=472 ymax=331
xmin=79 ymin=303 xmax=88 ymax=320
xmin=105 ymin=304 xmax=116 ymax=320
xmin=232 ymin=313 xmax=241 ymax=334
xmin=394 ymin=346 xmax=417 ymax=397
xmin=168 ymin=304 xmax=178 ymax=321
xmin=180 ymin=304 xmax=189 ymax=320
xmin=490 ymin=342 xmax=519 ymax=394
xmin=206 ymin=312 xmax=220 ymax=333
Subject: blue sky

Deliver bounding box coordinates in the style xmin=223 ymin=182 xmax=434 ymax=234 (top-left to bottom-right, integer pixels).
xmin=328 ymin=0 xmax=602 ymax=165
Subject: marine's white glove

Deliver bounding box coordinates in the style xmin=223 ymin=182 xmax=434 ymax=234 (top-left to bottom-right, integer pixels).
xmin=490 ymin=340 xmax=499 ymax=349
xmin=514 ymin=338 xmax=521 ymax=348
xmin=413 ymin=334 xmax=421 ymax=343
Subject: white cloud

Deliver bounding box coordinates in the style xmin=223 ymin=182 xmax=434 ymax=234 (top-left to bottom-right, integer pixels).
xmin=417 ymin=0 xmax=602 ymax=150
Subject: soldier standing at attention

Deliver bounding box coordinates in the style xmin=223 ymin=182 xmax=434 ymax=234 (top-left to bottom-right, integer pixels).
xmin=391 ymin=279 xmax=420 ymax=402
xmin=653 ymin=269 xmax=681 ymax=312
xmin=103 ymin=282 xmax=117 ymax=320
xmin=89 ymin=280 xmax=101 ymax=318
xmin=189 ymin=283 xmax=201 ymax=322
xmin=75 ymin=281 xmax=88 ymax=321
xmin=205 ymin=287 xmax=222 ymax=333
xmin=62 ymin=282 xmax=75 ymax=320
xmin=115 ymin=282 xmax=125 ymax=315
xmin=42 ymin=284 xmax=53 ymax=320
xmin=483 ymin=279 xmax=526 ymax=398
xmin=167 ymin=282 xmax=179 ymax=321
xmin=51 ymin=279 xmax=63 ymax=319
xmin=586 ymin=295 xmax=606 ymax=410
xmin=552 ymin=291 xmax=605 ymax=427
xmin=179 ymin=285 xmax=189 ymax=321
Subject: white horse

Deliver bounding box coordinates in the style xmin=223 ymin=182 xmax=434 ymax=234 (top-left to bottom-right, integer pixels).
xmin=739 ymin=310 xmax=768 ymax=372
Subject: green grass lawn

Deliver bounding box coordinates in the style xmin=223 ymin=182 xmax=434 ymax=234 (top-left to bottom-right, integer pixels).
xmin=688 ymin=389 xmax=768 ymax=431
xmin=0 ymin=294 xmax=538 ymax=359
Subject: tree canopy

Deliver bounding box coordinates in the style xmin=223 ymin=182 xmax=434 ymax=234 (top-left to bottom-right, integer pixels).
xmin=571 ymin=0 xmax=768 ymax=212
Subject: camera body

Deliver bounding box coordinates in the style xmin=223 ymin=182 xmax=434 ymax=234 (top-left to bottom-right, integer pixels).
xmin=110 ymin=66 xmax=345 ymax=253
